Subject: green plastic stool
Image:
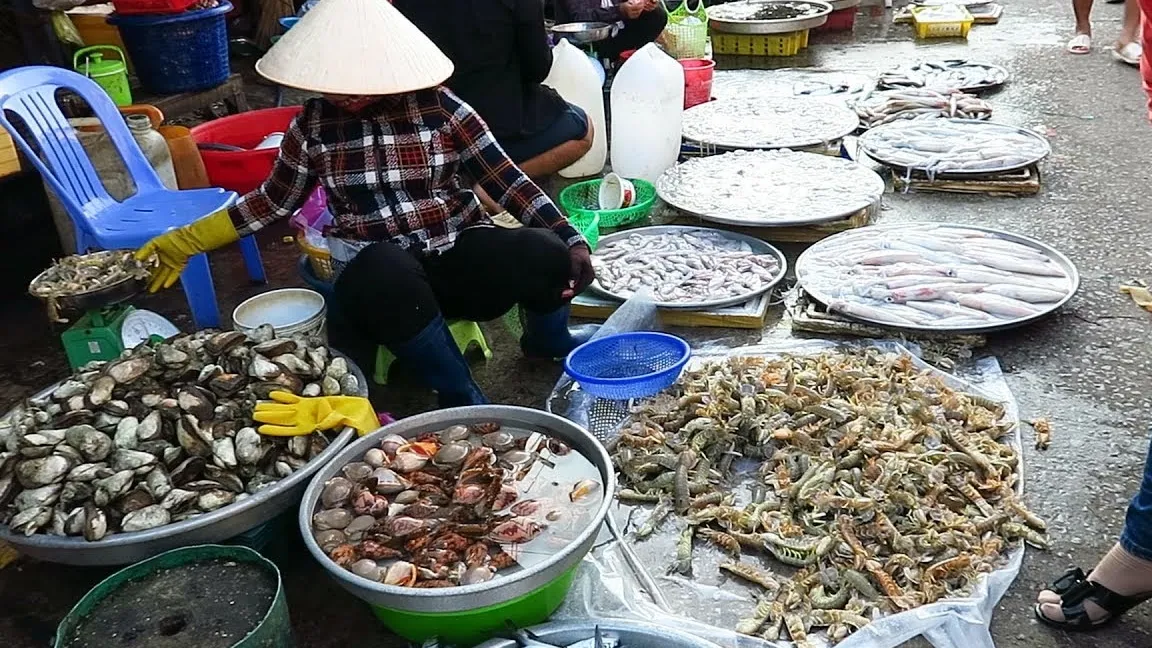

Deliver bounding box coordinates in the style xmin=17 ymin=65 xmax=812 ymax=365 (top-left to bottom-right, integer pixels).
xmin=374 ymin=319 xmax=491 ymax=385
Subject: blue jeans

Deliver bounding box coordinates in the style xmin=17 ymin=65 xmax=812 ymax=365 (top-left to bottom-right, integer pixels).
xmin=1122 ymin=436 xmax=1152 ymax=560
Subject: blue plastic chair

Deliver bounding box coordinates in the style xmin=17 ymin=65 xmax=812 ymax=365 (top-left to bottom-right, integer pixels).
xmin=0 ymin=66 xmax=266 ymax=329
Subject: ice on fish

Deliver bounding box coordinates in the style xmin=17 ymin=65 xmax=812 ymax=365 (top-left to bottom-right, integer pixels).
xmin=682 ymin=97 xmax=859 ymax=149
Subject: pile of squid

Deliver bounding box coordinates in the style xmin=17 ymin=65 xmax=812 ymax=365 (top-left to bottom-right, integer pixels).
xmin=611 ymin=350 xmax=1047 ymax=647
xmin=854 ymin=88 xmax=992 ymax=129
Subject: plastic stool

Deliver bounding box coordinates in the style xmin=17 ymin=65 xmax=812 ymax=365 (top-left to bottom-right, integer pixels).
xmin=374 ymin=320 xmax=492 ymax=386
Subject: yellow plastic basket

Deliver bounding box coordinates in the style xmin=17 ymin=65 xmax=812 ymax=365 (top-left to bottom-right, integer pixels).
xmin=911 ymin=5 xmax=973 ymax=38
xmin=296 ymin=232 xmax=334 ymax=282
xmin=711 ymin=30 xmax=809 ymax=56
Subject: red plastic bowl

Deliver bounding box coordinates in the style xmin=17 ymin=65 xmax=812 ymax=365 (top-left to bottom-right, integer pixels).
xmin=191 ymin=106 xmax=302 ymax=195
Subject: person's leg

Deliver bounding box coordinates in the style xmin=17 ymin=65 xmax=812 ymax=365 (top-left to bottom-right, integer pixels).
xmin=1036 ymin=433 xmax=1152 ymax=625
xmin=428 ymin=227 xmax=596 ymax=356
xmin=518 ymin=119 xmax=594 ymax=178
xmin=600 ymin=9 xmax=669 ymax=60
xmin=498 ymin=105 xmax=593 ymax=178
xmin=1067 ymin=0 xmax=1095 ymax=52
xmin=333 ymin=242 xmax=486 ymax=406
xmin=1121 ymin=0 xmax=1142 ymax=45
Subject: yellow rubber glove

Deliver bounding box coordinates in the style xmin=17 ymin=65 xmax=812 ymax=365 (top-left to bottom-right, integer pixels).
xmin=253 ymin=391 xmax=380 ymax=437
xmin=135 ymin=209 xmax=240 ymax=292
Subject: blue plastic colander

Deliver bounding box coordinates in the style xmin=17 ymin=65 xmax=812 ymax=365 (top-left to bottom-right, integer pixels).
xmin=563 ymin=332 xmax=691 ymax=400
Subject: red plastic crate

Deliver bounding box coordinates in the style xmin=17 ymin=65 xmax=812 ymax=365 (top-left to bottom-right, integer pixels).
xmin=816 ymin=7 xmax=857 ymax=32
xmin=112 ymin=0 xmax=198 ymax=15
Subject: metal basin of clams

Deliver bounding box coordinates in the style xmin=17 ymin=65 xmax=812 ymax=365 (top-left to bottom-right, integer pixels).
xmin=299 ymin=406 xmax=614 ymax=617
xmin=0 ymin=329 xmax=366 ymax=566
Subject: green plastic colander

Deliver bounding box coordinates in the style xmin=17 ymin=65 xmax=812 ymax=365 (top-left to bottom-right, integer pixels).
xmin=558 ymin=178 xmax=656 ymax=228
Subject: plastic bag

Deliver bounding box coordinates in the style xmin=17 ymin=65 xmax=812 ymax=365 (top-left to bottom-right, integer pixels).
xmin=50 ymin=11 xmax=83 ymax=48
xmin=549 ymin=338 xmax=1027 ymax=648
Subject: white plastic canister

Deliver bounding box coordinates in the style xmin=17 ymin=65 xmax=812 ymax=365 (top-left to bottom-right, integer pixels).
xmin=543 ymin=39 xmax=608 ymax=178
xmin=608 ymin=43 xmax=684 ymax=183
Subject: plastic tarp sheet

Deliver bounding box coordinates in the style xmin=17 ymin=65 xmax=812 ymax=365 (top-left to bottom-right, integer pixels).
xmin=547 ymin=302 xmax=1026 ymax=648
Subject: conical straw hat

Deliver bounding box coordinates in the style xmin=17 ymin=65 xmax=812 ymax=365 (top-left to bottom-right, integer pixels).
xmin=256 ymin=0 xmax=454 ymax=95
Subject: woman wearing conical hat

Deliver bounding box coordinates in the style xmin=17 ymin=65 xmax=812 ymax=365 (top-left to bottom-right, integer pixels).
xmin=135 ymin=0 xmax=596 ymax=408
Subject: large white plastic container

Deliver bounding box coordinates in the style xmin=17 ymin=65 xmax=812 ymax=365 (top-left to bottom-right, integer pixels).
xmin=609 ymin=43 xmax=684 ymax=183
xmin=543 ymin=39 xmax=607 ymax=178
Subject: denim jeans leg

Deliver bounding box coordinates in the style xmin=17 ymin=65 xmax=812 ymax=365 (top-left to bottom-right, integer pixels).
xmin=1120 ymin=433 xmax=1152 ymax=561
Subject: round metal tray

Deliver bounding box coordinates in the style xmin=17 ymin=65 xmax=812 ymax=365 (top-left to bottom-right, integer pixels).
xmin=878 ymin=60 xmax=1010 ymax=94
xmin=682 ymin=96 xmax=859 ymax=151
xmin=857 ymin=119 xmax=1051 ymax=176
xmin=550 ymin=21 xmax=613 ymax=44
xmin=795 ymin=223 xmax=1080 ymax=333
xmin=299 ymin=405 xmax=614 ymax=613
xmin=656 ymin=149 xmax=884 ymax=228
xmin=827 ymin=0 xmax=861 ymax=9
xmin=710 ymin=68 xmax=875 ymax=105
xmin=28 ymin=251 xmax=152 ymax=314
xmin=475 ymin=620 xmax=723 ymax=648
xmin=708 ymin=0 xmax=832 ymax=33
xmin=589 ymin=225 xmax=787 ymax=309
xmin=0 ymin=356 xmax=367 ymax=566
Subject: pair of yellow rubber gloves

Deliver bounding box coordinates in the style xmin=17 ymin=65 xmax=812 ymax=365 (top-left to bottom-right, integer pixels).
xmin=136 ymin=211 xmax=379 ymax=437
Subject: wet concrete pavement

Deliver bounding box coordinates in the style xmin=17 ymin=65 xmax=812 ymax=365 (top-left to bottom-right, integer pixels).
xmin=4 ymin=0 xmax=1152 ymax=645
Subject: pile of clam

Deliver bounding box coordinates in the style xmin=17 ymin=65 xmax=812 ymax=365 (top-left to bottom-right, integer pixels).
xmin=0 ymin=326 xmax=360 ymax=541
xmin=312 ymin=424 xmax=601 ymax=588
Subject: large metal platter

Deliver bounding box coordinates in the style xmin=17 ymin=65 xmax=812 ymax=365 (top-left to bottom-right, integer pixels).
xmin=795 ymin=223 xmax=1080 ymax=333
xmin=878 ymin=60 xmax=1010 ymax=94
xmin=708 ymin=0 xmax=832 ymax=33
xmin=300 ymin=405 xmax=614 ymax=613
xmin=476 ymin=620 xmax=723 ymax=648
xmin=710 ymin=68 xmax=876 ymax=105
xmin=0 ymin=355 xmax=366 ymax=566
xmin=589 ymin=225 xmax=787 ymax=309
xmin=857 ymin=119 xmax=1050 ymax=176
xmin=657 ymin=149 xmax=884 ymax=227
xmin=682 ymin=96 xmax=859 ymax=150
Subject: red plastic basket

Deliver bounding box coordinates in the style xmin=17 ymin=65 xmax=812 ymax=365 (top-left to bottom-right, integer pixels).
xmin=112 ymin=0 xmax=198 ymax=15
xmin=815 ymin=7 xmax=857 ymax=31
xmin=680 ymin=58 xmax=715 ymax=109
xmin=190 ymin=106 xmax=303 ymax=195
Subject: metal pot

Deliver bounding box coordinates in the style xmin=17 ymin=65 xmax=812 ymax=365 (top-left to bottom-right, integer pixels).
xmin=0 ymin=356 xmax=366 ymax=566
xmin=299 ymin=406 xmax=615 ymax=615
xmin=475 ymin=620 xmax=724 ymax=648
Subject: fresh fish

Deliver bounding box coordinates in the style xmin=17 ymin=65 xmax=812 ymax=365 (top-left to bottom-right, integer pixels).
xmin=903 ymin=300 xmax=991 ymax=320
xmin=953 ymin=293 xmax=1042 ymax=318
xmin=981 ymin=284 xmax=1066 ymax=303
xmin=828 ymin=299 xmax=917 ymax=325
xmin=963 ymin=251 xmax=1065 ymax=277
xmin=881 ymin=282 xmax=988 ymax=303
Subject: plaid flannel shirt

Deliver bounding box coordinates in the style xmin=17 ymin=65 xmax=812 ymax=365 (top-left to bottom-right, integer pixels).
xmin=228 ymin=87 xmax=583 ymax=255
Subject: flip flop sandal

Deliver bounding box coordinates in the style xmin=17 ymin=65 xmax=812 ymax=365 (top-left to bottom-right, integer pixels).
xmin=1034 ymin=567 xmax=1152 ymax=631
xmin=1067 ymin=33 xmax=1092 ymax=54
xmin=1112 ymin=42 xmax=1143 ymax=66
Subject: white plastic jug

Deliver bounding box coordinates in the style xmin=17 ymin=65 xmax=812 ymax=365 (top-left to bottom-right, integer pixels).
xmin=609 ymin=43 xmax=684 ymax=183
xmin=543 ymin=39 xmax=607 ymax=178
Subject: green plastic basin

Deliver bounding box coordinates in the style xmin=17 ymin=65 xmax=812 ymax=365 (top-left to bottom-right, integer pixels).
xmin=370 ymin=564 xmax=578 ymax=645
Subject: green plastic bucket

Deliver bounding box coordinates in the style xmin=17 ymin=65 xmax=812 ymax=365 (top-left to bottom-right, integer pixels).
xmin=369 ymin=564 xmax=579 ymax=645
xmin=74 ymin=45 xmax=132 ymax=107
xmin=54 ymin=544 xmax=292 ymax=648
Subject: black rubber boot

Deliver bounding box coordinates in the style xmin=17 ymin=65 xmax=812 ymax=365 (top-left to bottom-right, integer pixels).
xmin=520 ymin=305 xmax=600 ymax=359
xmin=389 ymin=316 xmax=488 ymax=407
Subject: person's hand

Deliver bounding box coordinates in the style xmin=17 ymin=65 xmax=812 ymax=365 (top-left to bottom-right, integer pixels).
xmin=135 ymin=209 xmax=239 ymax=292
xmin=620 ymin=0 xmax=646 ymax=19
xmin=562 ymin=243 xmax=595 ymax=300
xmin=643 ymin=0 xmax=659 ymax=11
xmin=253 ymin=391 xmax=381 ymax=436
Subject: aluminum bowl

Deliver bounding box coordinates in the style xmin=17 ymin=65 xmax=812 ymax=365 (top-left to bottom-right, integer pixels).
xmin=550 ymin=21 xmax=614 ymax=44
xmin=475 ymin=620 xmax=724 ymax=648
xmin=299 ymin=405 xmax=615 ymax=614
xmin=0 ymin=357 xmax=366 ymax=566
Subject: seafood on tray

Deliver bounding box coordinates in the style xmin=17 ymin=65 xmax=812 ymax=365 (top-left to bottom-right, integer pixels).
xmin=853 ymin=88 xmax=992 ymax=129
xmin=878 ymin=60 xmax=1009 ymax=93
xmin=858 ymin=119 xmax=1050 ymax=174
xmin=592 ymin=228 xmax=782 ymax=305
xmin=311 ymin=423 xmax=602 ymax=588
xmin=613 ymin=350 xmax=1046 ymax=646
xmin=682 ymin=97 xmax=858 ymax=150
xmin=797 ymin=224 xmax=1076 ymax=329
xmin=657 ymin=150 xmax=884 ymax=226
xmin=28 ymin=250 xmax=156 ymax=322
xmin=0 ymin=326 xmax=360 ymax=540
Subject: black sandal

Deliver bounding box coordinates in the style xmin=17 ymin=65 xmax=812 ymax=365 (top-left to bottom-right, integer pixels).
xmin=1034 ymin=567 xmax=1152 ymax=631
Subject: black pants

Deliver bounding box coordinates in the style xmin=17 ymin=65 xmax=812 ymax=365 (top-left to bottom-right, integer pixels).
xmin=601 ymin=10 xmax=668 ymax=61
xmin=332 ymin=226 xmax=570 ymax=347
